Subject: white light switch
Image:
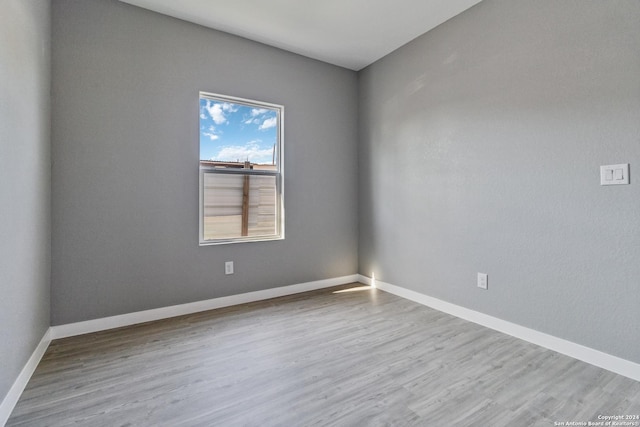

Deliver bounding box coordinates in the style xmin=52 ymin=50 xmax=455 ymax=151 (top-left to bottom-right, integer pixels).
xmin=600 ymin=164 xmax=629 ymax=185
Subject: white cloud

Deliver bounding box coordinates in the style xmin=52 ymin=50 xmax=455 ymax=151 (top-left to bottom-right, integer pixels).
xmin=205 ymin=101 xmax=227 ymax=125
xmin=251 ymin=108 xmax=269 ymax=116
xmin=203 ymin=132 xmax=219 ymax=141
xmin=204 ymin=101 xmax=240 ymax=124
xmin=201 ymin=125 xmax=220 ymax=141
xmin=200 ymin=113 xmax=206 ymax=120
xmin=215 ymin=141 xmax=274 ymax=164
xmin=259 ymin=117 xmax=277 ymax=130
xmin=222 ymin=102 xmax=238 ymax=113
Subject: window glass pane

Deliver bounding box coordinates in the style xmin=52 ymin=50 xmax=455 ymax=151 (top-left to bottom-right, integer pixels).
xmin=199 ymin=97 xmax=279 ymax=167
xmin=203 ymin=173 xmax=277 ymax=240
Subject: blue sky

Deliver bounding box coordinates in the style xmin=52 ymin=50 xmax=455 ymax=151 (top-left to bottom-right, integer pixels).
xmin=199 ymin=97 xmax=278 ymax=164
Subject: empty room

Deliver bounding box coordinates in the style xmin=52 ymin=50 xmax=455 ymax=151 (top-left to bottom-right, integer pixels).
xmin=1 ymin=0 xmax=639 ymax=425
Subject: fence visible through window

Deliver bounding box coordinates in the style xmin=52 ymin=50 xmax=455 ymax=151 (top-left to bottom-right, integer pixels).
xmin=202 ymin=161 xmax=277 ymax=240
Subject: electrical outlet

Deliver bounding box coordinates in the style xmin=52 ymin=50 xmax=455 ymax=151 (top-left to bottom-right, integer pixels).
xmin=225 ymin=261 xmax=234 ymax=275
xmin=477 ymin=273 xmax=488 ymax=290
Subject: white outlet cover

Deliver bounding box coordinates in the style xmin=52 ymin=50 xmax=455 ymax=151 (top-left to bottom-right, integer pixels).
xmin=477 ymin=273 xmax=488 ymax=290
xmin=225 ymin=261 xmax=234 ymax=275
xmin=600 ymin=164 xmax=629 ymax=185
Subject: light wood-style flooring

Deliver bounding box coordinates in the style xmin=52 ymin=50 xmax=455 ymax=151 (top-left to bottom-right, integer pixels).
xmin=7 ymin=284 xmax=640 ymax=426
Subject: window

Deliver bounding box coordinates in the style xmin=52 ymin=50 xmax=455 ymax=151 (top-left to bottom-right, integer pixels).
xmin=199 ymin=92 xmax=284 ymax=245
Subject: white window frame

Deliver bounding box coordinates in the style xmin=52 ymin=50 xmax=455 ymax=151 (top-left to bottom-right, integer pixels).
xmin=199 ymin=92 xmax=284 ymax=245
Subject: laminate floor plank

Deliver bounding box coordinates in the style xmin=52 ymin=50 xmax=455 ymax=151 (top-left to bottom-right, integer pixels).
xmin=7 ymin=284 xmax=640 ymax=426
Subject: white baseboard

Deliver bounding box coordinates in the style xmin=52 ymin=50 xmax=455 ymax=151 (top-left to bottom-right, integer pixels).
xmin=7 ymin=273 xmax=635 ymax=427
xmin=358 ymin=274 xmax=640 ymax=382
xmin=51 ymin=274 xmax=360 ymax=340
xmin=0 ymin=329 xmax=51 ymax=427
xmin=1 ymin=275 xmax=359 ymax=425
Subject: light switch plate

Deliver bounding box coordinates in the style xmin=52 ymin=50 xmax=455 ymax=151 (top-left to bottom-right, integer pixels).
xmin=600 ymin=164 xmax=629 ymax=185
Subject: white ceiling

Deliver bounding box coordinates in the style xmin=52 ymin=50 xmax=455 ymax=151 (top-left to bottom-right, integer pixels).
xmin=118 ymin=0 xmax=483 ymax=71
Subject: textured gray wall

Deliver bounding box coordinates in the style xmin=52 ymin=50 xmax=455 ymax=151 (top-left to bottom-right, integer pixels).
xmin=0 ymin=0 xmax=51 ymax=404
xmin=359 ymin=0 xmax=640 ymax=363
xmin=51 ymin=0 xmax=358 ymax=325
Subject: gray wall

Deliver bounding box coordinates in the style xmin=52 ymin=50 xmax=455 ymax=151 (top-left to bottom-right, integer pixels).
xmin=0 ymin=0 xmax=51 ymax=404
xmin=51 ymin=0 xmax=359 ymax=325
xmin=359 ymin=0 xmax=640 ymax=363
